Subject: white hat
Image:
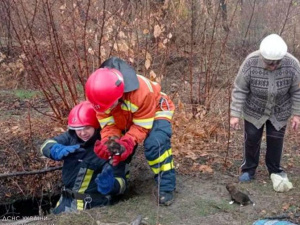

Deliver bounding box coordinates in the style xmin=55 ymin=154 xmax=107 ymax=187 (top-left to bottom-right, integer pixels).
xmin=259 ymin=34 xmax=287 ymax=60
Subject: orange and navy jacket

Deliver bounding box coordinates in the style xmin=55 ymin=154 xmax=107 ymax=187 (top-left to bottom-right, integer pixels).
xmin=97 ymin=75 xmax=175 ymax=144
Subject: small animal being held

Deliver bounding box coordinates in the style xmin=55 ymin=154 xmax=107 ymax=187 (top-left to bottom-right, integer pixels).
xmin=226 ymin=183 xmax=255 ymax=206
xmin=105 ymin=136 xmax=125 ymax=156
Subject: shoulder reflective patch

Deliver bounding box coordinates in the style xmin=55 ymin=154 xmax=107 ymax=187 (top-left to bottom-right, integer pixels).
xmin=104 ymin=108 xmax=112 ymax=114
xmin=121 ymin=100 xmax=138 ymax=113
xmin=99 ymin=116 xmax=115 ymax=128
xmin=137 ymin=75 xmax=153 ymax=92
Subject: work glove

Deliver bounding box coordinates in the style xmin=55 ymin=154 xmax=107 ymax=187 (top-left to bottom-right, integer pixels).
xmin=270 ymin=172 xmax=293 ymax=193
xmin=95 ymin=165 xmax=115 ymax=195
xmin=112 ymin=136 xmax=135 ymax=166
xmin=94 ymin=138 xmax=111 ymax=160
xmin=50 ymin=143 xmax=80 ymax=161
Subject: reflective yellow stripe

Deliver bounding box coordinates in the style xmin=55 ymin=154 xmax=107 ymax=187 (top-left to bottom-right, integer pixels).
xmin=155 ymin=111 xmax=174 ymax=120
xmin=138 ymin=75 xmax=153 ymax=92
xmin=151 ymin=161 xmax=174 ymax=174
xmin=133 ymin=117 xmax=154 ymax=129
xmin=148 ymin=148 xmax=173 ymax=166
xmin=115 ymin=177 xmax=126 ymax=194
xmin=104 ymin=109 xmax=112 ymax=114
xmin=78 ymin=169 xmax=94 ymax=194
xmin=99 ymin=116 xmax=115 ymax=128
xmin=77 ymin=200 xmax=84 ymax=210
xmin=121 ymin=100 xmax=138 ymax=113
xmin=55 ymin=196 xmax=62 ymax=207
xmin=40 ymin=139 xmax=57 ymax=154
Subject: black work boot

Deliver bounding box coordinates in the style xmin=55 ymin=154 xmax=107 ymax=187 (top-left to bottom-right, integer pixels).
xmin=159 ymin=191 xmax=174 ymax=206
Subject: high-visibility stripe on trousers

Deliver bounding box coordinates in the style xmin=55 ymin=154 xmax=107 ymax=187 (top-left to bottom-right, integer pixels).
xmin=144 ymin=119 xmax=176 ymax=192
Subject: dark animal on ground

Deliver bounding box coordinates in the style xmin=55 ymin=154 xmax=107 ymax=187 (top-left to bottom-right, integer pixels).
xmin=226 ymin=183 xmax=255 ymax=206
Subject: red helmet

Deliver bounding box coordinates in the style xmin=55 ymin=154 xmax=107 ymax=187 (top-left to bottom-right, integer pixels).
xmin=85 ymin=68 xmax=124 ymax=112
xmin=68 ymin=101 xmax=100 ymax=129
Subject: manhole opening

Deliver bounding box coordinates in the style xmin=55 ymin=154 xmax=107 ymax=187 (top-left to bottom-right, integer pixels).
xmin=0 ymin=194 xmax=60 ymax=219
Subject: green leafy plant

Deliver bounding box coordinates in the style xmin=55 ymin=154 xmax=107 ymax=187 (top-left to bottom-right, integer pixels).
xmin=14 ymin=89 xmax=40 ymax=100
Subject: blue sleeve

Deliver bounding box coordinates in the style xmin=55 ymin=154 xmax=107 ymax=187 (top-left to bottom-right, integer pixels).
xmin=40 ymin=132 xmax=72 ymax=159
xmin=110 ymin=162 xmax=127 ymax=195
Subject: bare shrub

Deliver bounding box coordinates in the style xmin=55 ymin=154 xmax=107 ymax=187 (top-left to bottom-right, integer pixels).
xmin=0 ymin=0 xmax=300 ymax=122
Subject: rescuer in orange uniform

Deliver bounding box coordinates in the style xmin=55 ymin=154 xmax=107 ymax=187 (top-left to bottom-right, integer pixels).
xmin=85 ymin=57 xmax=176 ymax=205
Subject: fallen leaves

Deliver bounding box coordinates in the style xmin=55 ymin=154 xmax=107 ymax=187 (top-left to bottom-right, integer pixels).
xmin=199 ymin=164 xmax=214 ymax=173
xmin=191 ymin=163 xmax=214 ymax=173
xmin=144 ymin=52 xmax=152 ymax=69
xmin=171 ymin=102 xmax=232 ymax=176
xmin=153 ymin=25 xmax=162 ymax=38
xmin=282 ymin=202 xmax=290 ymax=211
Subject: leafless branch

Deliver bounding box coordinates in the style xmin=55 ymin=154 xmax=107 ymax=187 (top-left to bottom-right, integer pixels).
xmin=0 ymin=166 xmax=62 ymax=179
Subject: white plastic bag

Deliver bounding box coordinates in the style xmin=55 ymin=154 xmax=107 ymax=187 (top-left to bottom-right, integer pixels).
xmin=270 ymin=173 xmax=293 ymax=192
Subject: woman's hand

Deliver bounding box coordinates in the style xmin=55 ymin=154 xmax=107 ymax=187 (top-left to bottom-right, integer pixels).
xmin=291 ymin=115 xmax=300 ymax=131
xmin=230 ymin=117 xmax=241 ymax=130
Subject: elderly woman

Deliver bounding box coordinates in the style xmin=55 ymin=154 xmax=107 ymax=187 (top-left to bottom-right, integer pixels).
xmin=230 ymin=34 xmax=300 ymax=190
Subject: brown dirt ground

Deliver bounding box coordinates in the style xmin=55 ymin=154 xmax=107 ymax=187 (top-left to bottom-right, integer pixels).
xmin=0 ymin=88 xmax=300 ymax=225
xmin=0 ymin=54 xmax=300 ymax=225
